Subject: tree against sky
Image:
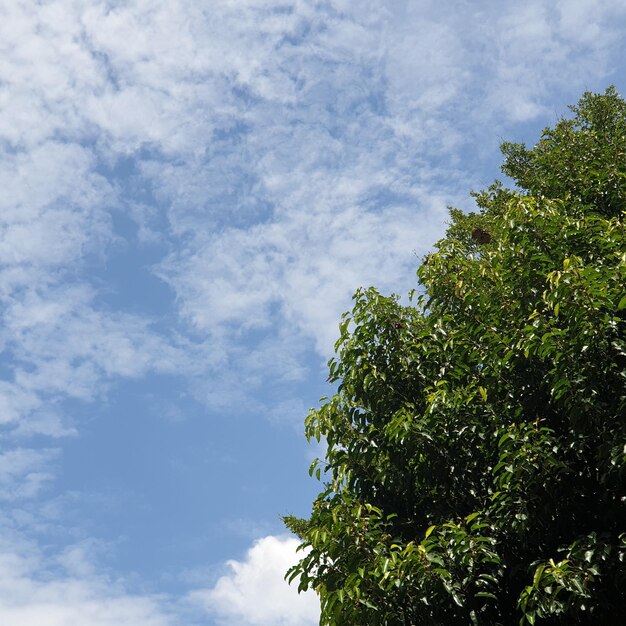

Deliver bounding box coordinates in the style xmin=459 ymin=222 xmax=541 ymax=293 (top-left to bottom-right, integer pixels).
xmin=285 ymin=88 xmax=626 ymax=625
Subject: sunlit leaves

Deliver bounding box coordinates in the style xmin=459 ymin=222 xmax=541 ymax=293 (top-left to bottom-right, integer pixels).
xmin=285 ymin=88 xmax=626 ymax=624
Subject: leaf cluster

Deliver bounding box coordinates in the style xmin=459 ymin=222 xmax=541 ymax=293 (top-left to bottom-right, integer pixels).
xmin=285 ymin=88 xmax=626 ymax=625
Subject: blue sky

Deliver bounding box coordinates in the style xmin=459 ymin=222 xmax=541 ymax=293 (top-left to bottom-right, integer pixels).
xmin=0 ymin=1 xmax=625 ymax=624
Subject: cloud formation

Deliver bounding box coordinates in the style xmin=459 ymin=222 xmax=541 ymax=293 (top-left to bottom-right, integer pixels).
xmin=2 ymin=0 xmax=625 ymax=415
xmin=0 ymin=538 xmax=173 ymax=626
xmin=191 ymin=535 xmax=319 ymax=626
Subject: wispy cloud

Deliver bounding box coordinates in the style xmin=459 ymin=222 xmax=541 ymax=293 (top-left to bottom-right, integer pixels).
xmin=0 ymin=545 xmax=174 ymax=626
xmin=0 ymin=448 xmax=60 ymax=501
xmin=0 ymin=525 xmax=175 ymax=625
xmin=3 ymin=0 xmax=625 ymax=416
xmin=1 ymin=282 xmax=185 ymax=436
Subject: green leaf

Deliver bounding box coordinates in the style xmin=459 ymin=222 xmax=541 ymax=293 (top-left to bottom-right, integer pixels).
xmin=286 ymin=88 xmax=626 ymax=626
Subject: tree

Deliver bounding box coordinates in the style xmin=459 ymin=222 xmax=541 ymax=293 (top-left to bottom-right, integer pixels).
xmin=284 ymin=88 xmax=626 ymax=625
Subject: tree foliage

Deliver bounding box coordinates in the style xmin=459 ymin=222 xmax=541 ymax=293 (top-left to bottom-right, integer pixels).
xmin=284 ymin=88 xmax=626 ymax=625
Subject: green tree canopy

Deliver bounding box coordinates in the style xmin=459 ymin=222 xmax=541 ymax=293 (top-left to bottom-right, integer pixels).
xmin=285 ymin=88 xmax=626 ymax=625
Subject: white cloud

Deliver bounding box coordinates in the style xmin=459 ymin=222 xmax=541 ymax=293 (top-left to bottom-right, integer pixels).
xmin=2 ymin=0 xmax=625 ymax=418
xmin=0 ymin=141 xmax=112 ymax=269
xmin=190 ymin=535 xmax=319 ymax=626
xmin=556 ymin=0 xmax=626 ymax=46
xmin=0 ymin=535 xmax=175 ymax=626
xmin=151 ymin=1 xmax=626 ymax=385
xmin=0 ymin=283 xmax=186 ymax=436
xmin=0 ymin=448 xmax=60 ymax=501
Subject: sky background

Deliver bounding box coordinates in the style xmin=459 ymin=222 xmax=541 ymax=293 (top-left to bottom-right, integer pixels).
xmin=0 ymin=1 xmax=625 ymax=624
